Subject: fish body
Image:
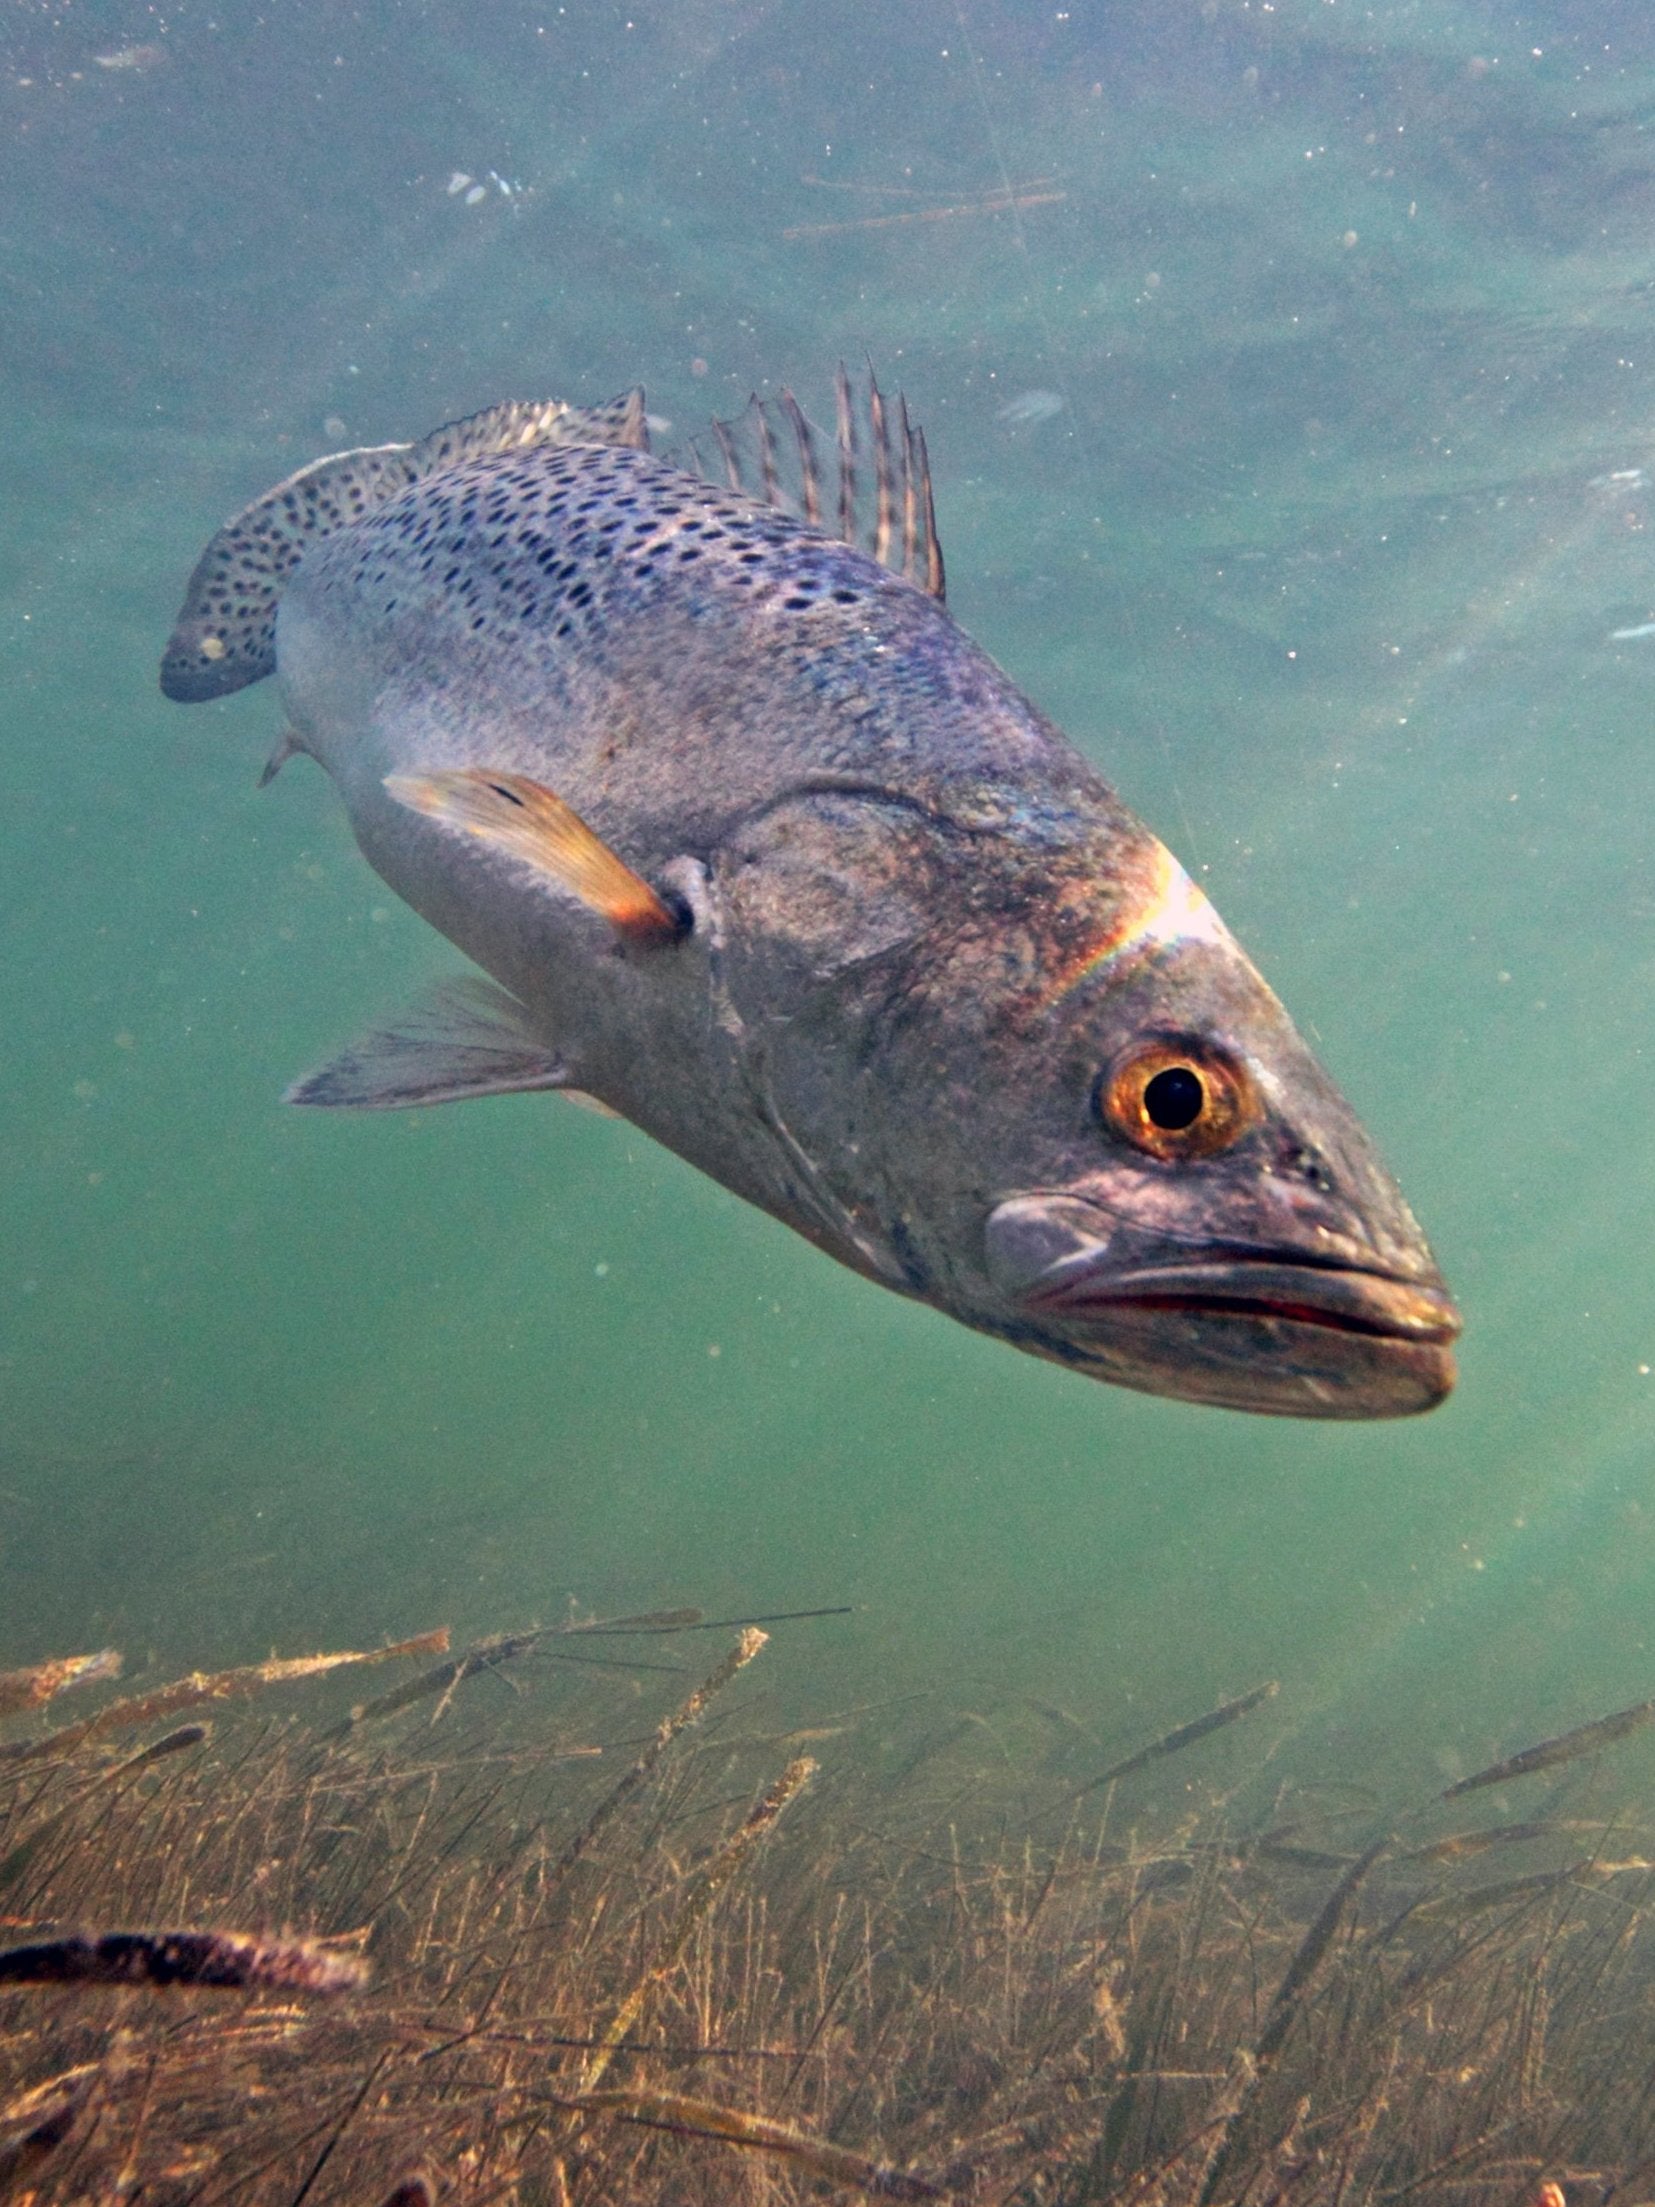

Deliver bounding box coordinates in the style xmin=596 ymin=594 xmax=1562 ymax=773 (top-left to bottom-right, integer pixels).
xmin=162 ymin=379 xmax=1459 ymax=1417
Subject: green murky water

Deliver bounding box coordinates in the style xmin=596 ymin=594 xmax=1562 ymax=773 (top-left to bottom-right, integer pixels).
xmin=4 ymin=0 xmax=1655 ymax=1814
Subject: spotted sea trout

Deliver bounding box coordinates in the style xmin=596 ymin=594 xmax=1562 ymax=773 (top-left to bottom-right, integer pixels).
xmin=161 ymin=373 xmax=1459 ymax=1417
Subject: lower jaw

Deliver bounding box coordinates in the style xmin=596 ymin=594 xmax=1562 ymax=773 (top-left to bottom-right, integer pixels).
xmin=1034 ymin=1306 xmax=1458 ymax=1419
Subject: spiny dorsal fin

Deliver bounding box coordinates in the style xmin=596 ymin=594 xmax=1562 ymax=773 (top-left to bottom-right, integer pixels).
xmin=384 ymin=767 xmax=686 ymax=947
xmin=674 ymin=367 xmax=945 ymax=603
xmin=161 ymin=390 xmax=650 ymax=704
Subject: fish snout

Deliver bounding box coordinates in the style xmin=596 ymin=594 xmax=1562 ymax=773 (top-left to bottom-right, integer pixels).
xmin=983 ymin=1192 xmax=1460 ymax=1419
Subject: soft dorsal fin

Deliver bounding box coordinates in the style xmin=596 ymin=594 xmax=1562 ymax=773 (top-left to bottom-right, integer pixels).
xmin=160 ymin=390 xmax=649 ymax=704
xmin=385 ymin=767 xmax=687 ymax=947
xmin=677 ymin=365 xmax=945 ymax=602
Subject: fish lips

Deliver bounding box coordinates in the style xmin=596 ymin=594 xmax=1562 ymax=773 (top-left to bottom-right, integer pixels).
xmin=984 ymin=1195 xmax=1460 ymax=1420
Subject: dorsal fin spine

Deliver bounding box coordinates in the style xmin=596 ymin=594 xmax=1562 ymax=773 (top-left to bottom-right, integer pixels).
xmin=711 ymin=416 xmax=743 ymax=492
xmin=899 ymin=394 xmax=919 ymax=585
xmin=663 ymin=371 xmax=944 ymax=601
xmin=754 ymin=396 xmax=781 ymax=507
xmin=915 ymin=425 xmax=945 ymax=601
xmin=834 ymin=363 xmax=857 ymax=546
xmin=780 ymin=390 xmax=821 ymax=526
xmin=867 ymin=368 xmax=894 ymax=568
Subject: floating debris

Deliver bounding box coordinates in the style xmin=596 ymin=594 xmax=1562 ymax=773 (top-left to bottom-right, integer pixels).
xmin=0 ymin=1929 xmax=367 ymax=1995
xmin=0 ymin=1649 xmax=120 ymax=1718
xmin=580 ymin=1749 xmax=814 ymax=2090
xmin=783 ymin=177 xmax=1066 ymax=241
xmin=567 ymin=2086 xmax=941 ymax=2200
xmin=549 ymin=1627 xmax=769 ymax=1894
xmin=0 ymin=1627 xmax=448 ymax=1766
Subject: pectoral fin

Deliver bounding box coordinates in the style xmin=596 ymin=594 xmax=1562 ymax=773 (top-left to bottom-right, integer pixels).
xmin=284 ymin=976 xmax=572 ymax=1110
xmin=385 ymin=768 xmax=687 ymax=947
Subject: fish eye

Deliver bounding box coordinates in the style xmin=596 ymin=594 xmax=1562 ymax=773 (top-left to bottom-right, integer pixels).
xmin=1095 ymin=1038 xmax=1258 ymax=1161
xmin=1143 ymin=1064 xmax=1203 ymax=1130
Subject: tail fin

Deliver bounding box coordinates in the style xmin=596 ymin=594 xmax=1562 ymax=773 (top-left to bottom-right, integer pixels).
xmin=160 ymin=389 xmax=648 ymax=703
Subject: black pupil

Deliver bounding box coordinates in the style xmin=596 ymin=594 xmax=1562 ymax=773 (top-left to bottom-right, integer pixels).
xmin=1143 ymin=1065 xmax=1205 ymax=1131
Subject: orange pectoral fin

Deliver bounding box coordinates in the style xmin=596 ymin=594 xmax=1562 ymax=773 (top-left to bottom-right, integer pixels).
xmin=385 ymin=768 xmax=686 ymax=945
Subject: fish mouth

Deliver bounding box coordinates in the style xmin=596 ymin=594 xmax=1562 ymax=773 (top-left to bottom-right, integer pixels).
xmin=985 ymin=1198 xmax=1460 ymax=1418
xmin=1027 ymin=1254 xmax=1462 ymax=1350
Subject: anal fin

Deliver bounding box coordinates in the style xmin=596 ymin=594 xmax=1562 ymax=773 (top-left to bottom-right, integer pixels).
xmin=257 ymin=727 xmax=306 ymax=788
xmin=284 ymin=976 xmax=571 ymax=1110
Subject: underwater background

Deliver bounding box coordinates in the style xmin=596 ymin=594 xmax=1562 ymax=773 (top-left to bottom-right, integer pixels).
xmin=4 ymin=0 xmax=1655 ymax=1818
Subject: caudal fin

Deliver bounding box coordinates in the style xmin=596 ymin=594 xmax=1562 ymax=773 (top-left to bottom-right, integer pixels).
xmin=160 ymin=390 xmax=649 ymax=704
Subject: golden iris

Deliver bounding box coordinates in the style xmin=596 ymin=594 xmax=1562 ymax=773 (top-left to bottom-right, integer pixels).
xmin=1097 ymin=1039 xmax=1259 ymax=1162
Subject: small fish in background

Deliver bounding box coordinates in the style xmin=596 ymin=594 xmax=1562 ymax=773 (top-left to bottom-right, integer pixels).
xmin=92 ymin=42 xmax=164 ymax=71
xmin=1608 ymin=618 xmax=1655 ymax=642
xmin=996 ymin=388 xmax=1065 ymax=428
xmin=445 ymin=171 xmax=473 ymax=196
xmin=160 ymin=370 xmax=1459 ymax=1418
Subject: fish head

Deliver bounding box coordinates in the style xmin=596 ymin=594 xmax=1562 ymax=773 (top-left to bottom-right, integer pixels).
xmin=965 ymin=834 xmax=1460 ymax=1418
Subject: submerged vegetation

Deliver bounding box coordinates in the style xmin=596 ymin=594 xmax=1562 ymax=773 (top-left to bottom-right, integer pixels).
xmin=2 ymin=1617 xmax=1654 ymax=2204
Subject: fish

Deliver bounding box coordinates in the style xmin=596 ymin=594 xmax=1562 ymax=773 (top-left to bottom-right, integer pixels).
xmin=996 ymin=388 xmax=1066 ymax=427
xmin=159 ymin=369 xmax=1460 ymax=1418
xmin=1065 ymin=1678 xmax=1279 ymax=1802
xmin=1441 ymin=1691 xmax=1655 ymax=1800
